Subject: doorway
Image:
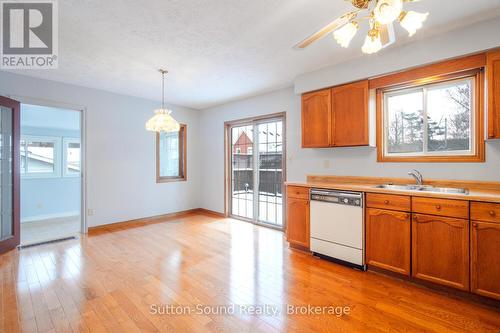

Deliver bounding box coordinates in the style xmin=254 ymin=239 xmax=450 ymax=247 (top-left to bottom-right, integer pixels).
xmin=19 ymin=103 xmax=82 ymax=245
xmin=226 ymin=113 xmax=286 ymax=229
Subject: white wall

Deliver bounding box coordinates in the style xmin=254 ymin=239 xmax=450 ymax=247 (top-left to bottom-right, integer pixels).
xmin=0 ymin=71 xmax=201 ymax=227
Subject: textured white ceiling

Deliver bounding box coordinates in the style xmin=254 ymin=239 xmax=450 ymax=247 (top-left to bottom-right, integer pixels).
xmin=5 ymin=0 xmax=500 ymax=109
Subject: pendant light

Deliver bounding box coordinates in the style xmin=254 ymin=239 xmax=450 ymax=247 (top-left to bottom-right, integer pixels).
xmin=145 ymin=69 xmax=180 ymax=133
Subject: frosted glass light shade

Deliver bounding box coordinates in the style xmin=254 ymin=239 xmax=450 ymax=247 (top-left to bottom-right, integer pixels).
xmin=145 ymin=109 xmax=180 ymax=132
xmin=333 ymin=22 xmax=359 ymax=48
xmin=399 ymin=11 xmax=429 ymax=36
xmin=361 ymin=34 xmax=382 ymax=54
xmin=374 ymin=0 xmax=403 ymax=25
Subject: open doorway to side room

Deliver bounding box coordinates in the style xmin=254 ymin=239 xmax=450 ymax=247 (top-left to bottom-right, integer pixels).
xmin=20 ymin=104 xmax=82 ymax=245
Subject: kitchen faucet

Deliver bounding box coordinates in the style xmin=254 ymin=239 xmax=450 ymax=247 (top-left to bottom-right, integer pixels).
xmin=408 ymin=169 xmax=423 ymax=186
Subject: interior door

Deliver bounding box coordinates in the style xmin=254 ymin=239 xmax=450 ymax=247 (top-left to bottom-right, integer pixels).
xmin=0 ymin=96 xmax=20 ymax=254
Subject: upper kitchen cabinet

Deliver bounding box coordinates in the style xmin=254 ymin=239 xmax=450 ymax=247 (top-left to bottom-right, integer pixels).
xmin=331 ymin=80 xmax=369 ymax=146
xmin=301 ymin=89 xmax=332 ymax=147
xmin=487 ymin=49 xmax=500 ymax=139
xmin=301 ymin=80 xmax=369 ymax=148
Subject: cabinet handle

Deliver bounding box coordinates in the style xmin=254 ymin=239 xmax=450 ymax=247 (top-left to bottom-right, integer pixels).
xmin=405 ymin=214 xmax=410 ymax=220
xmin=436 ymin=205 xmax=441 ymax=210
xmin=489 ymin=210 xmax=496 ymax=217
xmin=472 ymin=222 xmax=478 ymax=228
xmin=384 ymin=200 xmax=389 ymax=204
xmin=413 ymin=215 xmax=418 ymax=221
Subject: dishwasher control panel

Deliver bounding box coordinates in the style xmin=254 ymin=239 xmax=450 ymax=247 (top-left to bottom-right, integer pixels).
xmin=310 ymin=189 xmax=362 ymax=207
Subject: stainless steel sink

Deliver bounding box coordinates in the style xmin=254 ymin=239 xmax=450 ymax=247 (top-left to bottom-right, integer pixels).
xmin=374 ymin=184 xmax=469 ymax=194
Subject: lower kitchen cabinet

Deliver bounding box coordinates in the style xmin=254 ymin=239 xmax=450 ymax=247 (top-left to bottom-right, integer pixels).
xmin=366 ymin=208 xmax=411 ymax=275
xmin=286 ymin=198 xmax=310 ymax=249
xmin=471 ymin=221 xmax=500 ymax=300
xmin=412 ymin=214 xmax=469 ymax=290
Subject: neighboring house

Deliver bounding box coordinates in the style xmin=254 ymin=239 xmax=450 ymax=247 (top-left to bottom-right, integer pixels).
xmin=233 ymin=131 xmax=253 ymax=154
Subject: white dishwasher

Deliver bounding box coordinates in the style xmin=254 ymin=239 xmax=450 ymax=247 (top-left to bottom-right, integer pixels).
xmin=310 ymin=189 xmax=365 ymax=270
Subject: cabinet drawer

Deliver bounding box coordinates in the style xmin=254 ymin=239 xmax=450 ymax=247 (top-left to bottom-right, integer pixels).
xmin=412 ymin=197 xmax=468 ymax=219
xmin=366 ymin=193 xmax=411 ymax=212
xmin=287 ymin=186 xmax=310 ymax=200
xmin=471 ymin=202 xmax=500 ymax=223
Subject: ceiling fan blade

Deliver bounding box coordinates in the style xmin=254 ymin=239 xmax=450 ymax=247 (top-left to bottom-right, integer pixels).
xmin=293 ymin=11 xmax=359 ymax=50
xmin=379 ymin=23 xmax=396 ymax=48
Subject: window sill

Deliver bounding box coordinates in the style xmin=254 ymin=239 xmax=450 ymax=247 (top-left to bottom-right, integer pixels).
xmin=156 ymin=176 xmax=187 ymax=183
xmin=377 ymin=154 xmax=485 ymax=163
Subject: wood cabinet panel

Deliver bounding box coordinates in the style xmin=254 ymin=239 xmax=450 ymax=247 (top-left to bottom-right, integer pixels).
xmin=471 ymin=221 xmax=500 ymax=300
xmin=286 ymin=186 xmax=310 ymax=200
xmin=487 ymin=49 xmax=500 ymax=139
xmin=412 ymin=214 xmax=469 ymax=290
xmin=301 ymin=89 xmax=331 ymax=148
xmin=366 ymin=208 xmax=411 ymax=275
xmin=331 ymin=80 xmax=369 ymax=147
xmin=286 ymin=198 xmax=310 ymax=249
xmin=366 ymin=193 xmax=411 ymax=212
xmin=412 ymin=197 xmax=469 ymax=219
xmin=471 ymin=201 xmax=500 ymax=224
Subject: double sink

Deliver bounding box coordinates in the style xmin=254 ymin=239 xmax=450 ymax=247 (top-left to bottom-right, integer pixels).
xmin=374 ymin=184 xmax=469 ymax=195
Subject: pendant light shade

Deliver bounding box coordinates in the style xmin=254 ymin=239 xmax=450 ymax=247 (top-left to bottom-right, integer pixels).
xmin=145 ymin=69 xmax=180 ymax=133
xmin=145 ymin=109 xmax=180 ymax=132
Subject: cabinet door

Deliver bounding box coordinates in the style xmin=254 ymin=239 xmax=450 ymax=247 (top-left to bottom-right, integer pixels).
xmin=286 ymin=198 xmax=310 ymax=249
xmin=331 ymin=80 xmax=369 ymax=146
xmin=487 ymin=50 xmax=500 ymax=139
xmin=412 ymin=214 xmax=469 ymax=290
xmin=301 ymin=89 xmax=331 ymax=147
xmin=366 ymin=208 xmax=411 ymax=275
xmin=471 ymin=221 xmax=500 ymax=300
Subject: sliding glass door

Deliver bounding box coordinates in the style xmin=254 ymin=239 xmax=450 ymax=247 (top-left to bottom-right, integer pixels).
xmin=229 ymin=116 xmax=284 ymax=229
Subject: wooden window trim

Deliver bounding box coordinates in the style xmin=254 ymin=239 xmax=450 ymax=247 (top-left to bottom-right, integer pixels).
xmin=376 ymin=68 xmax=485 ymax=163
xmin=156 ymin=124 xmax=187 ymax=182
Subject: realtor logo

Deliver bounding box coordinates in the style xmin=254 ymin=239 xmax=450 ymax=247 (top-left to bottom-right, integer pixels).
xmin=1 ymin=0 xmax=58 ymax=69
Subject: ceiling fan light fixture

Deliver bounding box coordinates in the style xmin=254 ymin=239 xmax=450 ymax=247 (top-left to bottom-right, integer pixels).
xmin=399 ymin=11 xmax=429 ymax=36
xmin=361 ymin=28 xmax=382 ymax=54
xmin=333 ymin=21 xmax=359 ymax=48
xmin=374 ymin=0 xmax=403 ymax=25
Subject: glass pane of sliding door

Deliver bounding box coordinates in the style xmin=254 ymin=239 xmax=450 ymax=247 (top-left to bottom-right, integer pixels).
xmin=229 ymin=117 xmax=284 ymax=229
xmin=231 ymin=125 xmax=254 ymax=220
xmin=257 ymin=121 xmax=283 ymax=227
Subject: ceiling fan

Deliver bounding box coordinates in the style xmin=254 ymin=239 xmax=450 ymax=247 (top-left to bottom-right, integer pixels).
xmin=294 ymin=0 xmax=428 ymax=54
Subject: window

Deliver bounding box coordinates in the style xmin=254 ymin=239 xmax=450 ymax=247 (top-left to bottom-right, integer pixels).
xmin=377 ymin=70 xmax=484 ymax=162
xmin=63 ymin=138 xmax=81 ymax=177
xmin=156 ymin=124 xmax=187 ymax=182
xmin=20 ymin=136 xmax=61 ymax=178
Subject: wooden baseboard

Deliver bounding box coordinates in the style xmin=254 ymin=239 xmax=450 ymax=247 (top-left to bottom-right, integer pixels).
xmin=197 ymin=208 xmax=227 ymax=218
xmin=87 ymin=208 xmax=227 ymax=234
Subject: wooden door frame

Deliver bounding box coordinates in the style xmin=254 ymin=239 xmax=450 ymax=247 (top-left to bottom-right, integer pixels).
xmin=0 ymin=96 xmax=20 ymax=253
xmin=224 ymin=112 xmax=287 ymax=229
xmin=5 ymin=94 xmax=88 ymax=236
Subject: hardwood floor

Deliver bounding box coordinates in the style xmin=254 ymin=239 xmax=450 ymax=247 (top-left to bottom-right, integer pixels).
xmin=1 ymin=213 xmax=499 ymax=332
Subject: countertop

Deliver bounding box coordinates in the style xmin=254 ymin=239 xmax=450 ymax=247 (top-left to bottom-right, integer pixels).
xmin=285 ymin=180 xmax=500 ymax=203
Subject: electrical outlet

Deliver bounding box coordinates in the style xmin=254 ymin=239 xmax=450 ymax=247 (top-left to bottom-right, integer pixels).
xmin=87 ymin=209 xmax=95 ymax=216
xmin=36 ymin=203 xmax=43 ymax=209
xmin=323 ymin=160 xmax=331 ymax=169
